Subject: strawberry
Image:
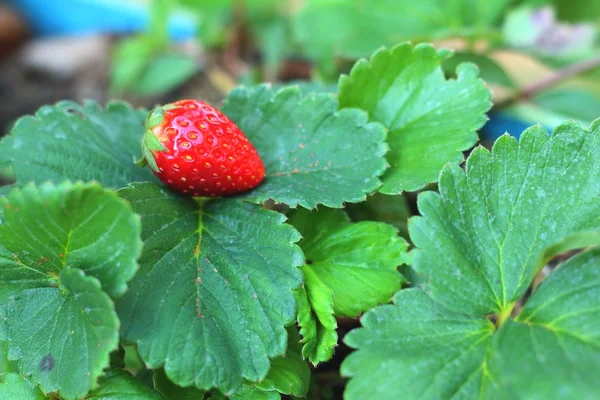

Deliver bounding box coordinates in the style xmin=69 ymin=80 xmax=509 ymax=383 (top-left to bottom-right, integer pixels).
xmin=139 ymin=99 xmax=265 ymax=197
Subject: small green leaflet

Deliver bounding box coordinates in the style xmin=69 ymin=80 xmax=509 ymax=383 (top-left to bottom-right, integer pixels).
xmin=0 ymin=373 xmax=45 ymax=400
xmin=0 ymin=101 xmax=157 ymax=190
xmin=342 ymin=120 xmax=600 ymax=399
xmin=89 ymin=369 xmax=162 ymax=399
xmin=345 ymin=192 xmax=412 ymax=243
xmin=222 ymin=85 xmax=388 ymax=208
xmin=212 ymin=384 xmax=281 ymax=400
xmin=154 ymin=368 xmax=206 ymax=400
xmin=116 ymin=183 xmax=304 ymax=395
xmin=0 ymin=182 xmax=142 ymax=399
xmin=255 ymin=327 xmax=310 ymax=397
xmin=289 ymin=208 xmax=408 ymax=364
xmin=339 ymin=43 xmax=491 ymax=194
xmin=294 ymin=276 xmax=337 ymax=365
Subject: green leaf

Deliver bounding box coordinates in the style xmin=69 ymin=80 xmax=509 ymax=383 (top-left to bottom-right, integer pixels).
xmin=289 ymin=208 xmax=407 ymax=318
xmin=255 ymin=327 xmax=310 ymax=397
xmin=289 ymin=207 xmax=407 ymax=365
xmin=442 ymin=51 xmax=516 ymax=88
xmin=154 ymin=368 xmax=206 ymax=400
xmin=294 ymin=282 xmax=337 ymax=365
xmin=0 ymin=182 xmax=142 ymax=298
xmin=343 ymin=289 xmax=494 ymax=399
xmin=339 ymin=43 xmax=491 ymax=194
xmin=342 ymin=119 xmax=600 ymax=399
xmin=222 ymin=85 xmax=388 ymax=208
xmin=130 ymin=54 xmax=199 ymax=96
xmin=0 ymin=102 xmax=157 ymax=190
xmin=410 ymin=121 xmax=600 ymax=315
xmin=345 ymin=192 xmax=411 ymax=239
xmin=0 ymin=268 xmax=119 ymax=400
xmin=490 ymin=248 xmax=600 ymax=397
xmin=0 ymin=373 xmax=45 ymax=400
xmin=0 ymin=182 xmax=140 ymax=399
xmin=116 ymin=183 xmax=304 ymax=394
xmin=90 ymin=369 xmax=162 ymax=399
xmin=211 ymin=384 xmax=281 ymax=400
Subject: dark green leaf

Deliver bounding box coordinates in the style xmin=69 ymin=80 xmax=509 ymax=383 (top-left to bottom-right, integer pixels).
xmin=222 ymin=85 xmax=388 ymax=208
xmin=154 ymin=368 xmax=206 ymax=400
xmin=0 ymin=182 xmax=142 ymax=298
xmin=255 ymin=327 xmax=310 ymax=397
xmin=410 ymin=121 xmax=600 ymax=315
xmin=0 ymin=102 xmax=157 ymax=190
xmin=0 ymin=373 xmax=45 ymax=400
xmin=0 ymin=182 xmax=141 ymax=399
xmin=0 ymin=268 xmax=119 ymax=400
xmin=116 ymin=183 xmax=303 ymax=394
xmin=343 ymin=289 xmax=493 ymax=399
xmin=345 ymin=192 xmax=411 ymax=239
xmin=90 ymin=369 xmax=162 ymax=399
xmin=339 ymin=43 xmax=491 ymax=193
xmin=211 ymin=384 xmax=281 ymax=400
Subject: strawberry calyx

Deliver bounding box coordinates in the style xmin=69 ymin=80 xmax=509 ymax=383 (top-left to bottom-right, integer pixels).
xmin=137 ymin=106 xmax=169 ymax=172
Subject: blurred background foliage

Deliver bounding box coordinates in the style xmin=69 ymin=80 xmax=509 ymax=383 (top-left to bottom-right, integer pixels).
xmin=110 ymin=0 xmax=600 ymax=140
xmin=1 ymin=0 xmax=599 ymax=142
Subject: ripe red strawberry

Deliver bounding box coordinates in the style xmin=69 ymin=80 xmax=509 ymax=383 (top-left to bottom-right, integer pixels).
xmin=139 ymin=99 xmax=265 ymax=197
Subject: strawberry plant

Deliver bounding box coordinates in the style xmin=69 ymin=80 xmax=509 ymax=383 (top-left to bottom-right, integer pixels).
xmin=0 ymin=41 xmax=599 ymax=399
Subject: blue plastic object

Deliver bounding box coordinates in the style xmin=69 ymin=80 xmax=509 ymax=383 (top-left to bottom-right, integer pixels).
xmin=8 ymin=0 xmax=198 ymax=42
xmin=481 ymin=111 xmax=552 ymax=142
